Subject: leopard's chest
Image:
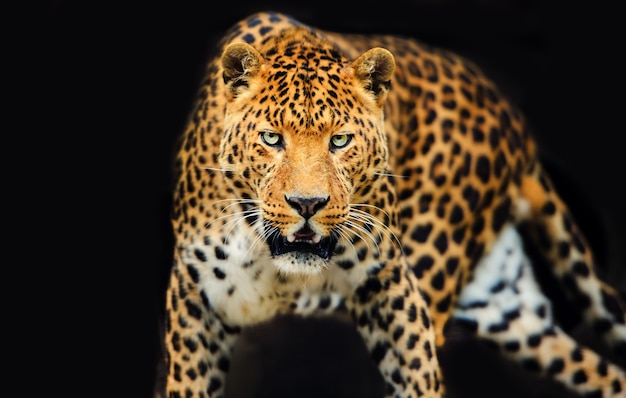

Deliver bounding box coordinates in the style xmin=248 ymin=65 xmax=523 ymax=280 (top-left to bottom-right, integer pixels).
xmin=180 ymin=224 xmax=373 ymax=327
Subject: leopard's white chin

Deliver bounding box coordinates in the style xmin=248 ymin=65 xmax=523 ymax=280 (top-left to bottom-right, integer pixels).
xmin=272 ymin=252 xmax=329 ymax=275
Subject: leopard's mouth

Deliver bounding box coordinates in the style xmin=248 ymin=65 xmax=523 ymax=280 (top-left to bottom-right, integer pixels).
xmin=266 ymin=224 xmax=338 ymax=260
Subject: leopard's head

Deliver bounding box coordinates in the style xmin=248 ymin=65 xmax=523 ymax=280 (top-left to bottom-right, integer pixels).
xmin=218 ymin=30 xmax=395 ymax=274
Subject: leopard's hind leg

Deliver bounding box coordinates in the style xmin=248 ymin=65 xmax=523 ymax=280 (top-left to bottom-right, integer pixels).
xmin=518 ymin=164 xmax=626 ymax=360
xmin=452 ymin=224 xmax=625 ymax=397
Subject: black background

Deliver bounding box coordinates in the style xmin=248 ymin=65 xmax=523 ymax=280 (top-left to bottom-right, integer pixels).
xmin=43 ymin=1 xmax=624 ymax=397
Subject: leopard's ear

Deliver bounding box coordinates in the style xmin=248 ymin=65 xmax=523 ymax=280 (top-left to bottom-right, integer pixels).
xmin=351 ymin=47 xmax=395 ymax=106
xmin=221 ymin=42 xmax=264 ymax=99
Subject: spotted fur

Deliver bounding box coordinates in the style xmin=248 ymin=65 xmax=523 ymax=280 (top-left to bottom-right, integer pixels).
xmin=164 ymin=11 xmax=626 ymax=398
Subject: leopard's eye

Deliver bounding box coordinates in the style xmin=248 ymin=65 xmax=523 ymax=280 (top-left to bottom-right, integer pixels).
xmin=261 ymin=131 xmax=283 ymax=147
xmin=330 ymin=134 xmax=353 ymax=149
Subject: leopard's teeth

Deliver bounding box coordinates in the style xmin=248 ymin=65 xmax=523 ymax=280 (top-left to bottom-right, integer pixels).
xmin=287 ymin=232 xmax=322 ymax=243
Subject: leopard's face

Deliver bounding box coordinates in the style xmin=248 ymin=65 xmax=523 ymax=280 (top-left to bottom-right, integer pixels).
xmin=218 ymin=36 xmax=394 ymax=274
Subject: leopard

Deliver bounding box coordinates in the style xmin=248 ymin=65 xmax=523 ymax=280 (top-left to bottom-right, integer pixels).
xmin=163 ymin=10 xmax=626 ymax=398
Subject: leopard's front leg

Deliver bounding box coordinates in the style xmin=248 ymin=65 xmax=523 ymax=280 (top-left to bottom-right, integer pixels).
xmin=164 ymin=261 xmax=239 ymax=398
xmin=353 ymin=267 xmax=444 ymax=398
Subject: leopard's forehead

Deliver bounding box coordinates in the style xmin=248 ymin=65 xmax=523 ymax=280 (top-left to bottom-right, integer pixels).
xmin=243 ymin=45 xmax=362 ymax=134
xmin=255 ymin=27 xmax=343 ymax=58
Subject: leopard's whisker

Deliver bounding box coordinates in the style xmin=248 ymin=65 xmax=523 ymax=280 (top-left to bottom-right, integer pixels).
xmin=373 ymin=171 xmax=407 ymax=179
xmin=350 ymin=206 xmax=404 ymax=253
xmin=204 ymin=167 xmax=236 ymax=174
xmin=342 ymin=219 xmax=380 ymax=255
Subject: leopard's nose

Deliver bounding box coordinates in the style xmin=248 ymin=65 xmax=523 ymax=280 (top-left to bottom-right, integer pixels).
xmin=285 ymin=196 xmax=329 ymax=219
